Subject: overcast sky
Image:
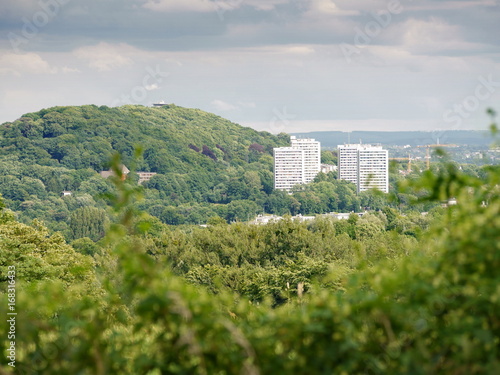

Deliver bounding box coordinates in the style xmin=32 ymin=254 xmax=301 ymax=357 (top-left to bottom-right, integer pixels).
xmin=1 ymin=0 xmax=499 ymax=133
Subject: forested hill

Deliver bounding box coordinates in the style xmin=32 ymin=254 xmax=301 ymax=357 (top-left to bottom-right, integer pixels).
xmin=0 ymin=104 xmax=288 ymax=173
xmin=0 ymin=104 xmax=298 ymax=236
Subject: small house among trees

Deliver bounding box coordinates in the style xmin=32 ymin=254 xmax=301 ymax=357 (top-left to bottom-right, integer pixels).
xmin=100 ymin=165 xmax=156 ymax=184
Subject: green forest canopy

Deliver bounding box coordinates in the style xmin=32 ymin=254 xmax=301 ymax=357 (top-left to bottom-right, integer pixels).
xmin=0 ymin=136 xmax=499 ymax=373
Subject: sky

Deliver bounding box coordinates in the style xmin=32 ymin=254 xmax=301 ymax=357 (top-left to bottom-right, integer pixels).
xmin=0 ymin=0 xmax=499 ymax=134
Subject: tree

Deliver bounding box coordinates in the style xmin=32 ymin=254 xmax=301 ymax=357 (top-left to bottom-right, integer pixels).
xmin=0 ymin=206 xmax=96 ymax=291
xmin=69 ymin=206 xmax=109 ymax=241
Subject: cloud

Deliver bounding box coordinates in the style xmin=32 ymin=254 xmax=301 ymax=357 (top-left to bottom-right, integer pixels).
xmin=0 ymin=0 xmax=40 ymax=17
xmin=0 ymin=52 xmax=57 ymax=76
xmin=242 ymin=0 xmax=290 ymax=11
xmin=61 ymin=66 xmax=81 ymax=74
xmin=210 ymin=98 xmax=256 ymax=112
xmin=211 ymin=99 xmax=237 ymax=111
xmin=141 ymin=0 xmax=289 ymax=13
xmin=142 ymin=0 xmax=215 ymax=12
xmin=398 ymin=17 xmax=484 ymax=55
xmin=145 ymin=83 xmax=159 ymax=91
xmin=306 ymin=0 xmax=359 ymax=16
xmin=238 ymin=101 xmax=256 ymax=108
xmin=406 ymin=0 xmax=498 ymax=11
xmin=283 ymin=45 xmax=316 ymax=54
xmin=73 ymin=42 xmax=135 ymax=71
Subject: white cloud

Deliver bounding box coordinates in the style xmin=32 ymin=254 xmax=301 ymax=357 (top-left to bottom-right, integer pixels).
xmin=73 ymin=42 xmax=135 ymax=72
xmin=243 ymin=0 xmax=289 ymax=11
xmin=210 ymin=99 xmax=256 ymax=112
xmin=283 ymin=46 xmax=316 ymax=55
xmin=142 ymin=0 xmax=289 ymax=13
xmin=306 ymin=0 xmax=359 ymax=17
xmin=407 ymin=0 xmax=498 ymax=11
xmin=145 ymin=83 xmax=159 ymax=91
xmin=142 ymin=0 xmax=214 ymax=13
xmin=211 ymin=99 xmax=237 ymax=111
xmin=0 ymin=0 xmax=39 ymax=17
xmin=61 ymin=66 xmax=81 ymax=74
xmin=399 ymin=18 xmax=483 ymax=55
xmin=238 ymin=101 xmax=256 ymax=108
xmin=0 ymin=52 xmax=57 ymax=76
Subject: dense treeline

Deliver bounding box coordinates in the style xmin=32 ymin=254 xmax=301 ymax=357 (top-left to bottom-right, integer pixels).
xmin=2 ymin=104 xmax=489 ymax=242
xmin=134 ymin=210 xmax=430 ymax=305
xmin=0 ymin=140 xmax=499 ymax=373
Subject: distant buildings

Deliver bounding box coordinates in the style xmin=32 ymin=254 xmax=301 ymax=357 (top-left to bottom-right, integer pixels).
xmin=338 ymin=144 xmax=360 ymax=185
xmin=251 ymin=212 xmax=366 ymax=225
xmin=274 ymin=136 xmax=321 ymax=191
xmin=99 ymin=165 xmax=130 ymax=180
xmin=251 ymin=214 xmax=316 ymax=225
xmin=290 ymin=136 xmax=321 ymax=184
xmin=274 ymin=147 xmax=305 ymax=191
xmin=152 ymin=101 xmax=169 ymax=107
xmin=99 ymin=165 xmax=157 ymax=185
xmin=320 ymin=164 xmax=337 ymax=174
xmin=137 ymin=172 xmax=157 ymax=185
xmin=338 ymin=144 xmax=389 ymax=193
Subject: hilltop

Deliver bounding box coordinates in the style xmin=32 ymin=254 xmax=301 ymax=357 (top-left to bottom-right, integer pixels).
xmin=1 ymin=104 xmax=288 ymax=173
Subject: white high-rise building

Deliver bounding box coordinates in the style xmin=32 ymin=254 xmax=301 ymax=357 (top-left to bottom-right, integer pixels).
xmin=274 ymin=136 xmax=321 ymax=191
xmin=273 ymin=147 xmax=305 ymax=191
xmin=290 ymin=136 xmax=321 ymax=184
xmin=338 ymin=144 xmax=389 ymax=193
xmin=357 ymin=145 xmax=388 ymax=193
xmin=338 ymin=144 xmax=361 ymax=186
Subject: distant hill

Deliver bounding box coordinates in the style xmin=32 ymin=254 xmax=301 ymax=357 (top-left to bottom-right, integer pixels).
xmin=290 ymin=130 xmax=492 ymax=148
xmin=1 ymin=104 xmax=288 ymax=173
xmin=0 ymin=104 xmax=293 ymax=233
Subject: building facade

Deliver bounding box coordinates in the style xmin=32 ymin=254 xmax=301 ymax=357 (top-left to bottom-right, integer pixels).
xmin=357 ymin=145 xmax=388 ymax=193
xmin=273 ymin=147 xmax=305 ymax=191
xmin=274 ymin=136 xmax=321 ymax=191
xmin=320 ymin=164 xmax=337 ymax=174
xmin=290 ymin=136 xmax=321 ymax=184
xmin=338 ymin=144 xmax=389 ymax=193
xmin=137 ymin=172 xmax=157 ymax=185
xmin=338 ymin=144 xmax=361 ymax=186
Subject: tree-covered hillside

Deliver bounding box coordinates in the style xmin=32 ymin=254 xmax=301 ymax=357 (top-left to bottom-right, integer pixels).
xmin=0 ymin=104 xmax=294 ymax=234
xmin=1 ymin=104 xmax=288 ymax=173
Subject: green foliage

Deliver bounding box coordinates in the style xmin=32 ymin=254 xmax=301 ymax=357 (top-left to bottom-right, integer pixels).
xmin=1 ymin=110 xmax=500 ymax=374
xmin=2 ymin=152 xmax=500 ymax=373
xmin=0 ymin=105 xmax=293 ymax=230
xmin=69 ymin=206 xmax=109 ymax=241
xmin=0 ymin=215 xmax=97 ymax=295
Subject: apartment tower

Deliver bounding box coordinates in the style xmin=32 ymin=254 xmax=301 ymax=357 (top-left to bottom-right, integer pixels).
xmin=338 ymin=144 xmax=389 ymax=193
xmin=274 ymin=136 xmax=321 ymax=191
xmin=290 ymin=136 xmax=321 ymax=184
xmin=273 ymin=147 xmax=305 ymax=191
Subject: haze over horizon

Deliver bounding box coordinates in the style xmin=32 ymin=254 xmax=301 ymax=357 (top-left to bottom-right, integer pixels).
xmin=1 ymin=0 xmax=499 ymax=133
